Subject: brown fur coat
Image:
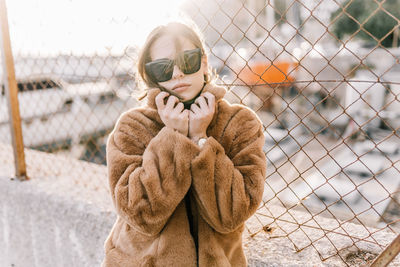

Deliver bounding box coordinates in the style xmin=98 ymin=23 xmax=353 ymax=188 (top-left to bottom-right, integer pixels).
xmin=102 ymin=83 xmax=267 ymax=266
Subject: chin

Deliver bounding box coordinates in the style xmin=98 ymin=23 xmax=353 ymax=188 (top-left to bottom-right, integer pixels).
xmin=180 ymin=97 xmax=192 ymax=102
xmin=180 ymin=92 xmax=196 ymax=102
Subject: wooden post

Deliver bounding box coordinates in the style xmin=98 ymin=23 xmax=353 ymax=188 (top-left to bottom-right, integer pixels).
xmin=371 ymin=234 xmax=400 ymax=267
xmin=0 ymin=0 xmax=27 ymax=180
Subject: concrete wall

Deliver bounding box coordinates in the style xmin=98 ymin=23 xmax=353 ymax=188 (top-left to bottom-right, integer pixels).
xmin=0 ymin=176 xmax=114 ymax=267
xmin=0 ymin=144 xmax=399 ymax=266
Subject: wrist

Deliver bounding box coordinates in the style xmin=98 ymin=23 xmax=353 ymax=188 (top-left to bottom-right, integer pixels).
xmin=166 ymin=126 xmax=188 ymax=136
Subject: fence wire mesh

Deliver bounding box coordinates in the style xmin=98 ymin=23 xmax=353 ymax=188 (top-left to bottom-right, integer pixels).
xmin=1 ymin=0 xmax=400 ymax=265
xmin=0 ymin=120 xmax=13 ymax=178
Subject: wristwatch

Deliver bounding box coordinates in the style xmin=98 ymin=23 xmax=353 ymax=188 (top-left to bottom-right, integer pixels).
xmin=196 ymin=137 xmax=207 ymax=148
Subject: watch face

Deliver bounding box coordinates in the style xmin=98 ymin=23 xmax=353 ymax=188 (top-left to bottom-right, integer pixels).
xmin=198 ymin=138 xmax=207 ymax=147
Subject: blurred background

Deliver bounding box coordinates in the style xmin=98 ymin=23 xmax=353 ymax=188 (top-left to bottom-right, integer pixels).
xmin=1 ymin=0 xmax=400 ymax=264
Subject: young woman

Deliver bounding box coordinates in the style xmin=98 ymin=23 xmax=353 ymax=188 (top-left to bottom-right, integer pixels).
xmin=102 ymin=21 xmax=267 ymax=267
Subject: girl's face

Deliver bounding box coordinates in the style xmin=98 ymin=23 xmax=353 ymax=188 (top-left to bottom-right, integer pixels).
xmin=149 ymin=35 xmax=207 ymax=102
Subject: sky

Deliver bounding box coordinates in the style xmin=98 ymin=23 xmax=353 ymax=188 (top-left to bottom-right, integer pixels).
xmin=6 ymin=0 xmax=187 ymax=56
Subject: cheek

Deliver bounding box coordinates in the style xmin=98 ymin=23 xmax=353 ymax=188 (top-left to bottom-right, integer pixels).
xmin=192 ymin=72 xmax=205 ymax=86
xmin=196 ymin=64 xmax=207 ymax=81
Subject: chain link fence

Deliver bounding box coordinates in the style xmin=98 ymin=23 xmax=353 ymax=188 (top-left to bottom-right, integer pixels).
xmin=1 ymin=0 xmax=400 ymax=265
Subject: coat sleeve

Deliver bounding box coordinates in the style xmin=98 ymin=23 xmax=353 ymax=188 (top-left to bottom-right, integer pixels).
xmin=106 ymin=110 xmax=199 ymax=237
xmin=190 ymin=108 xmax=267 ymax=234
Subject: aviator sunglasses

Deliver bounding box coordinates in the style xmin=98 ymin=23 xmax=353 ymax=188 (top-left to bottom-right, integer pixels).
xmin=145 ymin=48 xmax=203 ymax=83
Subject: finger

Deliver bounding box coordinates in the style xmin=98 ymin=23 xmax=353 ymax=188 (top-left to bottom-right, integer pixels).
xmin=190 ymin=103 xmax=202 ymax=114
xmin=180 ymin=109 xmax=189 ymax=119
xmin=195 ymin=96 xmax=208 ymax=111
xmin=166 ymin=95 xmax=179 ymax=111
xmin=188 ymin=110 xmax=195 ymax=120
xmin=203 ymin=92 xmax=215 ymax=111
xmin=155 ymin=92 xmax=169 ymax=110
xmin=201 ymin=94 xmax=209 ymax=106
xmin=173 ymin=102 xmax=184 ymax=114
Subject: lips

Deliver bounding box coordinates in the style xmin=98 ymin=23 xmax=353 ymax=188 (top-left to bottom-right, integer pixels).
xmin=172 ymin=83 xmax=191 ymax=92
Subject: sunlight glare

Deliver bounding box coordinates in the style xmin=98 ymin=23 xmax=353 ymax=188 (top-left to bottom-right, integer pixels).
xmin=6 ymin=0 xmax=188 ymax=55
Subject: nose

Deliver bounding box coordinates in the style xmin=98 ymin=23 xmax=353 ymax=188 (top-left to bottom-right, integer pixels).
xmin=171 ymin=64 xmax=184 ymax=80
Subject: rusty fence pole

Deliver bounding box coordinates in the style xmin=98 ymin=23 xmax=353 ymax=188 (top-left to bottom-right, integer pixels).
xmin=0 ymin=0 xmax=27 ymax=180
xmin=370 ymin=234 xmax=400 ymax=267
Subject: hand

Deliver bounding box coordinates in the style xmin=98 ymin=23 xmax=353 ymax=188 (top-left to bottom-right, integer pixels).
xmin=155 ymin=92 xmax=189 ymax=136
xmin=189 ymin=92 xmax=215 ymax=141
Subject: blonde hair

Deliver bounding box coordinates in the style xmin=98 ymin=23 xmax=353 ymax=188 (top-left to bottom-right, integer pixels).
xmin=135 ymin=21 xmax=213 ymax=101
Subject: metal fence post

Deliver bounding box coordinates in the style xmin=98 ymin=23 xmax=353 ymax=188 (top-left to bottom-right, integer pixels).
xmin=0 ymin=0 xmax=27 ymax=180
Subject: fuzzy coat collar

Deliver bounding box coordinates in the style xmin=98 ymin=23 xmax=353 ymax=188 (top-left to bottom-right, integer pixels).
xmin=145 ymin=83 xmax=227 ymax=110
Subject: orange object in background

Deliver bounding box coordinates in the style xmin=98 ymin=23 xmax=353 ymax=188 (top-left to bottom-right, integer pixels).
xmin=238 ymin=61 xmax=296 ymax=87
xmin=236 ymin=61 xmax=297 ymax=111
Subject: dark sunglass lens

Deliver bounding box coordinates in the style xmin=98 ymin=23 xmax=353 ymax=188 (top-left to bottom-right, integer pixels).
xmin=181 ymin=48 xmax=202 ymax=74
xmin=146 ymin=59 xmax=174 ymax=82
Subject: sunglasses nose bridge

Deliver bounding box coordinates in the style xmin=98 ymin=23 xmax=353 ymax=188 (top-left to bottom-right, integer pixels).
xmin=171 ymin=63 xmax=185 ymax=79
